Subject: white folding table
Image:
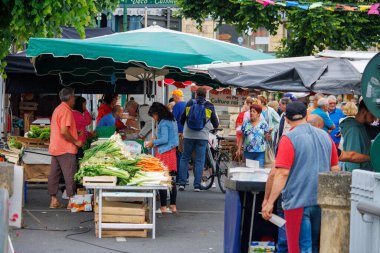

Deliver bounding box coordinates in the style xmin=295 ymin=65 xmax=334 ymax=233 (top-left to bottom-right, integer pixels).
xmin=87 ymin=185 xmax=168 ymax=239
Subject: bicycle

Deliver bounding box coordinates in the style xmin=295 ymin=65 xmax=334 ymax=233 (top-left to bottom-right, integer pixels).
xmin=201 ymin=129 xmax=231 ymax=193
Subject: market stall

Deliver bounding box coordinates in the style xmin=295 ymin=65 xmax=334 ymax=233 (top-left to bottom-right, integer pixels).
xmin=74 ymin=134 xmax=172 ymax=238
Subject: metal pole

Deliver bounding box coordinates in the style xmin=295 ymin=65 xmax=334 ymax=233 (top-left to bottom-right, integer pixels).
xmin=143 ymin=81 xmax=147 ymax=105
xmin=123 ymin=0 xmax=127 ymax=32
xmin=122 ymin=1 xmax=128 ymax=107
xmin=144 ymin=7 xmax=148 ymax=28
xmin=152 ymin=189 xmax=156 ymax=239
xmin=98 ymin=189 xmax=102 ymax=238
xmin=248 ymin=192 xmax=258 ymax=250
xmin=97 ymin=13 xmax=101 ymax=28
xmin=152 ymin=74 xmax=156 ymax=155
xmin=164 ymin=7 xmax=171 ymax=104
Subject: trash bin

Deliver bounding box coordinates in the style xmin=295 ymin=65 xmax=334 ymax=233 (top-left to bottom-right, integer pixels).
xmin=224 ymin=189 xmax=242 ymax=253
xmin=224 ymin=179 xmax=278 ymax=253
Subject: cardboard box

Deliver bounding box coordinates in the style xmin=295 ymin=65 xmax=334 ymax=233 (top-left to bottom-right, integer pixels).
xmin=76 ymin=188 xmax=86 ymax=195
xmin=70 ymin=194 xmax=93 ymax=212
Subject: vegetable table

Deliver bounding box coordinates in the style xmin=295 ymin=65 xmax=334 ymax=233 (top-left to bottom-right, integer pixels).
xmin=87 ymin=185 xmax=168 ymax=239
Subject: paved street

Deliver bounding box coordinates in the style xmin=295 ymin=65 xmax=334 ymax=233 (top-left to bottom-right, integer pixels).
xmin=11 ymin=181 xmax=225 ymax=253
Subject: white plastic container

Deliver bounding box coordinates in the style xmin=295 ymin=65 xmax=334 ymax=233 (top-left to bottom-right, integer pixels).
xmin=229 ymin=168 xmax=271 ymax=182
xmin=246 ymin=159 xmax=259 ymax=168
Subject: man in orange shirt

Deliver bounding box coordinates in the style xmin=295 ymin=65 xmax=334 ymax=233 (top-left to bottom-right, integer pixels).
xmin=48 ymin=88 xmax=83 ymax=209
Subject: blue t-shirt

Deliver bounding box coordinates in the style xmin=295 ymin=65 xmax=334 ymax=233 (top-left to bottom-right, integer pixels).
xmin=97 ymin=112 xmax=116 ymax=127
xmin=172 ymin=101 xmax=186 ymax=133
xmin=328 ymin=108 xmax=345 ymax=144
xmin=311 ymin=108 xmax=334 ymax=132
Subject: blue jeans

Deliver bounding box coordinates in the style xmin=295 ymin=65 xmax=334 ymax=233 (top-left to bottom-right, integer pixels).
xmin=277 ymin=208 xmax=288 ymax=253
xmin=176 ymin=150 xmax=188 ymax=183
xmin=179 ymin=138 xmax=208 ymax=188
xmin=244 ymin=151 xmax=265 ymax=168
xmin=300 ymin=206 xmax=321 ymax=253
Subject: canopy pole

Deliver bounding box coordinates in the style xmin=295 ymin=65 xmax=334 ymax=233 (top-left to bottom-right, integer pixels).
xmin=162 ymin=82 xmax=165 ymax=104
xmin=144 ymin=7 xmax=148 ymax=28
xmin=152 ymin=73 xmax=156 ymax=155
xmin=143 ymin=81 xmax=147 ymax=105
xmin=123 ymin=1 xmax=127 ymax=32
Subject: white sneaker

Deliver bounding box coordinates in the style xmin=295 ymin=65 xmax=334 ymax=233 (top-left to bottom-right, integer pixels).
xmin=201 ymin=181 xmax=207 ymax=188
xmin=212 ymin=183 xmax=217 ymax=188
xmin=62 ymin=190 xmax=69 ymax=200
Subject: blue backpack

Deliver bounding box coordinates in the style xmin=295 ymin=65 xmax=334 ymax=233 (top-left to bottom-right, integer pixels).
xmin=187 ymin=99 xmax=208 ymax=131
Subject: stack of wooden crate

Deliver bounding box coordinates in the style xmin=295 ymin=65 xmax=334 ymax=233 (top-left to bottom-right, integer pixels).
xmin=94 ymin=199 xmax=149 ymax=238
xmin=19 ymin=102 xmax=38 ymax=133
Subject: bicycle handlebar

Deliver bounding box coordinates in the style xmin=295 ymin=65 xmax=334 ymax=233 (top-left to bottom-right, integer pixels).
xmin=209 ymin=128 xmax=223 ymax=134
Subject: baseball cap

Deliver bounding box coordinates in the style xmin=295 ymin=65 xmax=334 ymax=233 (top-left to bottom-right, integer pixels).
xmin=285 ymin=101 xmax=307 ymax=121
xmin=283 ymin=93 xmax=297 ymax=101
xmin=170 ymin=89 xmax=183 ymax=97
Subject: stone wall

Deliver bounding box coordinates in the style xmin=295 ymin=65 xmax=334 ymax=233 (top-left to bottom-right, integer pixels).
xmin=181 ymin=18 xmax=216 ymax=39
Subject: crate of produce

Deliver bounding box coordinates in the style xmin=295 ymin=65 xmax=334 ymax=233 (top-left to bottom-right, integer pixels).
xmin=13 ymin=136 xmax=49 ymax=148
xmin=0 ymin=149 xmax=21 ymax=164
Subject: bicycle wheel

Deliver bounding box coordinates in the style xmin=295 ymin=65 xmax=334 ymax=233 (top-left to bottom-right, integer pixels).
xmin=217 ymin=152 xmax=230 ymax=193
xmin=202 ymin=149 xmax=215 ymax=190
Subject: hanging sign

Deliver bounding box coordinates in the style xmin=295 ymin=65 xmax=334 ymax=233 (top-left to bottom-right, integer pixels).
xmin=209 ymin=89 xmax=250 ymax=107
xmin=126 ymin=0 xmax=177 ymax=7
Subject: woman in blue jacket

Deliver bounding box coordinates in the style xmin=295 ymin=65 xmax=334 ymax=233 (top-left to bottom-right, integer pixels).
xmin=145 ymin=102 xmax=179 ymax=213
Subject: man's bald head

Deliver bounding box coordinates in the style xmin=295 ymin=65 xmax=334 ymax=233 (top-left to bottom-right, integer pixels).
xmin=307 ymin=114 xmax=324 ymax=129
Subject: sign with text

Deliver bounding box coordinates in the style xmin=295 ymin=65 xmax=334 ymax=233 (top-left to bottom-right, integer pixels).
xmin=125 ymin=0 xmax=177 ymax=6
xmin=209 ymin=89 xmax=249 ymax=107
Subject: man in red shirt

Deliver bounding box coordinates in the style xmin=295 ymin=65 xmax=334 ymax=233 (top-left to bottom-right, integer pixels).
xmin=262 ymin=102 xmax=339 ymax=253
xmin=48 ymin=88 xmax=83 ymax=209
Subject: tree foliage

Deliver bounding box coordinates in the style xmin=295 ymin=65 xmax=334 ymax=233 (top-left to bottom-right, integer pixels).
xmin=176 ymin=0 xmax=380 ymax=57
xmin=0 ymin=0 xmax=119 ymax=72
xmin=177 ymin=0 xmax=281 ymax=34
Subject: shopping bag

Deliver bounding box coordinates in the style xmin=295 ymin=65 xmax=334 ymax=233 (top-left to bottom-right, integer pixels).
xmin=265 ymin=141 xmax=275 ymax=168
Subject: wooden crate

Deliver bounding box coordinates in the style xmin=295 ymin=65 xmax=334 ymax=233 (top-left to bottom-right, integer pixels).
xmin=94 ymin=199 xmax=148 ymax=238
xmin=13 ymin=136 xmax=49 ymax=148
xmin=0 ymin=149 xmax=21 ymax=164
xmin=95 ymin=214 xmax=146 ymax=224
xmin=83 ymin=176 xmax=117 ymax=187
xmin=95 ymin=225 xmax=148 ymax=238
xmin=19 ymin=102 xmax=38 ymax=111
xmin=94 ymin=200 xmax=146 ymax=216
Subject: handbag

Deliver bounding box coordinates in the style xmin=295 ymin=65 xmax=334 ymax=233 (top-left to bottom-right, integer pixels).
xmin=265 ymin=140 xmax=275 ymax=168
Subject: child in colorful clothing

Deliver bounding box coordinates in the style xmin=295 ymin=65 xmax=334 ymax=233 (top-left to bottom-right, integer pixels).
xmin=145 ymin=102 xmax=179 ymax=213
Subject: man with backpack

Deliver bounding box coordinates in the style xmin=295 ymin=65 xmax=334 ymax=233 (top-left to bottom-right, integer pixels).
xmin=179 ymin=87 xmax=219 ymax=192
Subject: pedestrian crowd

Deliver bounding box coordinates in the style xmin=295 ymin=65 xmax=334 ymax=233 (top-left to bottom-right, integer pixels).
xmin=47 ymin=87 xmax=378 ymax=252
xmin=257 ymin=93 xmax=378 ymax=253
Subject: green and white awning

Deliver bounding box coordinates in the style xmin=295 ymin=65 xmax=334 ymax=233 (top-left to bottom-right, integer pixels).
xmin=27 ymin=25 xmax=273 ymax=87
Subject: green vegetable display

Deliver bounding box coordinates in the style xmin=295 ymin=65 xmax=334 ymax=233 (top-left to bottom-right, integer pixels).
xmin=27 ymin=126 xmax=50 ymax=140
xmin=75 ymin=134 xmax=170 ymax=186
xmin=8 ymin=138 xmax=22 ymax=149
xmin=74 ymin=165 xmax=132 ymax=185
